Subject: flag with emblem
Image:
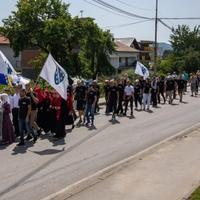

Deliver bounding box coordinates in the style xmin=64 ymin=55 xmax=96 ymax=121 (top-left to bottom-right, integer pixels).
xmin=39 ymin=53 xmax=69 ymax=99
xmin=135 ymin=61 xmax=149 ymax=79
xmin=0 ymin=73 xmax=8 ymax=85
xmin=0 ymin=50 xmax=17 ymax=75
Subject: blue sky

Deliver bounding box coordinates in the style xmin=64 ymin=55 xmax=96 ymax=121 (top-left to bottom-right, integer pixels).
xmin=0 ymin=0 xmax=200 ymax=43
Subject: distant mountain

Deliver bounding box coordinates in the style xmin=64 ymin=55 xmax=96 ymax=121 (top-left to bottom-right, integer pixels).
xmin=158 ymin=42 xmax=173 ymax=57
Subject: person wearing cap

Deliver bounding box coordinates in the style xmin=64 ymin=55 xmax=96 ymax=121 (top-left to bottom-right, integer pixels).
xmin=124 ymin=79 xmax=134 ymax=116
xmin=134 ymin=79 xmax=142 ymax=110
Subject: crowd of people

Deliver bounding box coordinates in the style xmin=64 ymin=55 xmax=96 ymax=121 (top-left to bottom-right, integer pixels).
xmin=0 ymin=71 xmax=199 ymax=147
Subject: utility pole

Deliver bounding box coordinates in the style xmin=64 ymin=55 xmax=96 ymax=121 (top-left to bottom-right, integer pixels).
xmin=80 ymin=10 xmax=84 ymax=18
xmin=154 ymin=0 xmax=158 ymax=74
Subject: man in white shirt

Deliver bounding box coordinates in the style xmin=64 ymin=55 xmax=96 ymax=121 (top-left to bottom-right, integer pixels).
xmin=124 ymin=80 xmax=134 ymax=116
xmin=12 ymin=85 xmax=21 ymax=137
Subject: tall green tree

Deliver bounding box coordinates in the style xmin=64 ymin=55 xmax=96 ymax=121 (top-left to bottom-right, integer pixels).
xmin=158 ymin=25 xmax=200 ymax=74
xmin=1 ymin=0 xmax=115 ymax=78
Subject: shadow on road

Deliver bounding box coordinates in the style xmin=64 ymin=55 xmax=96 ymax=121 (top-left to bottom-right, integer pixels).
xmin=12 ymin=142 xmax=34 ymax=155
xmin=29 ymin=147 xmax=65 ymax=156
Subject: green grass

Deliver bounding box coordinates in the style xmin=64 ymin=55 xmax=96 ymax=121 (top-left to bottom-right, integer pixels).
xmin=188 ymin=186 xmax=200 ymax=200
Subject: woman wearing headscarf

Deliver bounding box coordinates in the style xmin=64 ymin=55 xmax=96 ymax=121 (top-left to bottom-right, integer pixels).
xmin=0 ymin=93 xmax=15 ymax=145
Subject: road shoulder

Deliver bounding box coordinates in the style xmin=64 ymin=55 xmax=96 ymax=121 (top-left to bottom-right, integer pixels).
xmin=66 ymin=128 xmax=200 ymax=200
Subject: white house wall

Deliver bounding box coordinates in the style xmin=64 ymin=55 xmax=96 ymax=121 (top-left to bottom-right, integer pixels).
xmin=110 ymin=51 xmax=139 ymax=69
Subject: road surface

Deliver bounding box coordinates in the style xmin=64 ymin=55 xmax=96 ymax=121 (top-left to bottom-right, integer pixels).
xmin=0 ymin=93 xmax=200 ymax=200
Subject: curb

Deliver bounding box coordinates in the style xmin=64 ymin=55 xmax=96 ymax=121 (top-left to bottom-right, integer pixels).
xmin=41 ymin=122 xmax=200 ymax=200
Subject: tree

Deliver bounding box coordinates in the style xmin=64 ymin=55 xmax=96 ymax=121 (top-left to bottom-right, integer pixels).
xmin=1 ymin=0 xmax=116 ymax=78
xmin=158 ymin=25 xmax=200 ymax=74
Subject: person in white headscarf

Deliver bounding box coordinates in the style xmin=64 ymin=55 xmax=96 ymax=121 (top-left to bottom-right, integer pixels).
xmin=0 ymin=93 xmax=15 ymax=145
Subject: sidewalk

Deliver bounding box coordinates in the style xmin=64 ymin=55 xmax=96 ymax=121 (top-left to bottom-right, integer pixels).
xmin=68 ymin=128 xmax=200 ymax=200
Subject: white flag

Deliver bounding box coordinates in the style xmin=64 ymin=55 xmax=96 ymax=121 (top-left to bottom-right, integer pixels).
xmin=0 ymin=50 xmax=17 ymax=75
xmin=40 ymin=54 xmax=69 ymax=99
xmin=135 ymin=61 xmax=149 ymax=79
xmin=9 ymin=74 xmax=30 ymax=87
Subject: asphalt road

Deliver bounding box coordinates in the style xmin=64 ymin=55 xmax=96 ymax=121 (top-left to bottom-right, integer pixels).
xmin=0 ymin=93 xmax=200 ymax=200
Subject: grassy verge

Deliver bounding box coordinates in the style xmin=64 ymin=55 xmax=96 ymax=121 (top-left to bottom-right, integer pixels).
xmin=188 ymin=186 xmax=200 ymax=200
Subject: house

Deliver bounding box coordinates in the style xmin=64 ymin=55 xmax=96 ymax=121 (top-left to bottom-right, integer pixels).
xmin=115 ymin=37 xmax=141 ymax=50
xmin=139 ymin=40 xmax=154 ymax=62
xmin=0 ymin=35 xmax=21 ymax=72
xmin=0 ymin=35 xmax=41 ymax=79
xmin=109 ymin=40 xmax=140 ymax=69
xmin=21 ymin=48 xmax=41 ymax=79
xmin=115 ymin=37 xmax=154 ymax=64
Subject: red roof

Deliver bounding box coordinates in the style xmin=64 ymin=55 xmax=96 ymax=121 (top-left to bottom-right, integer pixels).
xmin=115 ymin=41 xmax=139 ymax=53
xmin=0 ymin=35 xmax=10 ymax=45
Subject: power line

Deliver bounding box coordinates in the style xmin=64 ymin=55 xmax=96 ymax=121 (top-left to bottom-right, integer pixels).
xmin=158 ymin=19 xmax=173 ymax=31
xmin=83 ymin=0 xmax=138 ymax=20
xmin=91 ymin=0 xmax=153 ymax=20
xmin=103 ymin=19 xmax=153 ymax=29
xmin=112 ymin=0 xmax=155 ymax=11
xmin=160 ymin=17 xmax=200 ymax=20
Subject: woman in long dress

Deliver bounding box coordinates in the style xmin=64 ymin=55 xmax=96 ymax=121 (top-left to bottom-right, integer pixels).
xmin=0 ymin=93 xmax=15 ymax=145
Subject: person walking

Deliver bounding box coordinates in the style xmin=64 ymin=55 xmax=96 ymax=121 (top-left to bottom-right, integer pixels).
xmin=25 ymin=83 xmax=42 ymax=139
xmin=166 ymin=76 xmax=175 ymax=104
xmin=108 ymin=80 xmax=118 ymax=120
xmin=134 ymin=79 xmax=142 ymax=110
xmin=85 ymin=84 xmax=97 ymax=127
xmin=177 ymin=75 xmax=185 ymax=102
xmin=117 ymin=79 xmax=124 ymax=115
xmin=11 ymin=85 xmax=21 ymax=137
xmin=0 ymin=93 xmax=15 ymax=145
xmin=124 ymin=80 xmax=134 ymax=116
xmin=190 ymin=73 xmax=198 ymax=97
xmin=17 ymin=89 xmax=37 ymax=146
xmin=74 ymin=80 xmax=87 ymax=124
xmin=142 ymin=78 xmax=152 ymax=111
xmin=151 ymin=77 xmax=158 ymax=107
xmin=157 ymin=76 xmax=166 ymax=104
xmin=104 ymin=80 xmax=110 ymax=115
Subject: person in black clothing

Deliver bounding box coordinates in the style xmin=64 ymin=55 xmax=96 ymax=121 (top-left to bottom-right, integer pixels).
xmin=108 ymin=80 xmax=118 ymax=120
xmin=104 ymin=80 xmax=110 ymax=114
xmin=25 ymin=83 xmax=42 ymax=139
xmin=55 ymin=97 xmax=68 ymax=139
xmin=157 ymin=76 xmax=166 ymax=104
xmin=17 ymin=89 xmax=37 ymax=146
xmin=134 ymin=79 xmax=142 ymax=110
xmin=177 ymin=75 xmax=185 ymax=102
xmin=74 ymin=80 xmax=87 ymax=124
xmin=166 ymin=76 xmax=175 ymax=104
xmin=92 ymin=80 xmax=100 ymax=113
xmin=173 ymin=76 xmax=178 ymax=100
xmin=117 ymin=79 xmax=124 ymax=115
xmin=151 ymin=77 xmax=158 ymax=107
xmin=124 ymin=80 xmax=134 ymax=116
xmin=142 ymin=78 xmax=152 ymax=111
xmin=85 ymin=84 xmax=97 ymax=126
